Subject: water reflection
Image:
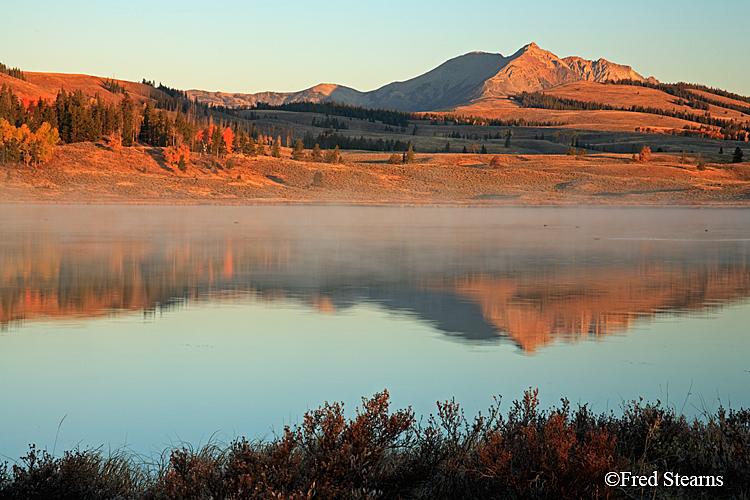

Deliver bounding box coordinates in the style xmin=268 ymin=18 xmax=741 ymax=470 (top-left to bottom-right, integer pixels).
xmin=2 ymin=205 xmax=749 ymax=352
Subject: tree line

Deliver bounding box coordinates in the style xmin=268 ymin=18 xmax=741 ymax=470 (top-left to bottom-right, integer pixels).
xmin=0 ymin=81 xmax=301 ymax=157
xmin=517 ymin=91 xmax=750 ymax=141
xmin=420 ymin=112 xmax=563 ymax=128
xmin=301 ymin=130 xmax=415 ymax=152
xmin=611 ymin=79 xmax=750 ymax=110
xmin=0 ymin=62 xmax=25 ymax=81
xmin=254 ymin=101 xmax=411 ymax=127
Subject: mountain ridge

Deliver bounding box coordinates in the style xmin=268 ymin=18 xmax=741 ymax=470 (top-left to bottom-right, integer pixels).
xmin=186 ymin=43 xmax=646 ymax=112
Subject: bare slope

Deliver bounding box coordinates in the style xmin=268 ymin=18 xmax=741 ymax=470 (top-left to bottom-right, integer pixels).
xmin=0 ymin=72 xmax=168 ymax=104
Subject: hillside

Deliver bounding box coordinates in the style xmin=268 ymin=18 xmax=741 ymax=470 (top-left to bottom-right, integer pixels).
xmin=0 ymin=71 xmax=171 ymax=105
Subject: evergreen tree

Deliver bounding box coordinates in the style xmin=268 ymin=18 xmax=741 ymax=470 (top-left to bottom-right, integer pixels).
xmin=211 ymin=125 xmax=226 ymax=156
xmin=480 ymin=144 xmax=487 ymax=154
xmin=256 ymin=140 xmax=266 ymax=156
xmin=444 ymin=142 xmax=450 ymax=153
xmin=291 ymin=139 xmax=305 ymax=160
xmin=174 ymin=111 xmax=191 ymax=146
xmin=159 ymin=110 xmax=173 ymax=146
xmin=245 ymin=136 xmax=257 ymax=156
xmin=271 ymin=138 xmax=281 ymax=158
xmin=311 ymin=143 xmax=323 ymax=162
xmin=325 ymin=145 xmax=340 ymax=163
xmin=139 ymin=102 xmax=155 ymax=144
xmin=733 ymin=147 xmax=744 ymax=163
xmin=405 ymin=144 xmax=415 ymax=163
xmin=120 ymin=95 xmax=135 ymax=147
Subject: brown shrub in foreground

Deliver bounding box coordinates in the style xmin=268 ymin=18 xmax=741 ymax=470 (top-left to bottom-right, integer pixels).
xmin=2 ymin=390 xmax=749 ymax=499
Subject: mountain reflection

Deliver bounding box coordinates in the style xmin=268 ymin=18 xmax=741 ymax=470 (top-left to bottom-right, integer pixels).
xmin=2 ymin=205 xmax=749 ymax=351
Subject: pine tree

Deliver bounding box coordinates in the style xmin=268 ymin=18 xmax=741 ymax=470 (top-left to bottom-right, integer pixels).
xmin=120 ymin=95 xmax=135 ymax=147
xmin=139 ymin=101 xmax=155 ymax=144
xmin=211 ymin=125 xmax=226 ymax=156
xmin=292 ymin=139 xmax=305 ymax=160
xmin=325 ymin=145 xmax=340 ymax=163
xmin=405 ymin=144 xmax=415 ymax=163
xmin=733 ymin=147 xmax=744 ymax=163
xmin=245 ymin=136 xmax=257 ymax=156
xmin=311 ymin=143 xmax=323 ymax=162
xmin=271 ymin=138 xmax=281 ymax=158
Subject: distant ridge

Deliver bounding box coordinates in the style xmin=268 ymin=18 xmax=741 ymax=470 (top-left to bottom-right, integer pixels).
xmin=186 ymin=43 xmax=645 ymax=111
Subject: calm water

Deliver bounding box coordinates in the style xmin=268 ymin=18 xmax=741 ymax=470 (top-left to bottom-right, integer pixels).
xmin=1 ymin=204 xmax=749 ymax=461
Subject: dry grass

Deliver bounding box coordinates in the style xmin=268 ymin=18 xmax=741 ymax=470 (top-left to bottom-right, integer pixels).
xmin=2 ymin=143 xmax=749 ymax=206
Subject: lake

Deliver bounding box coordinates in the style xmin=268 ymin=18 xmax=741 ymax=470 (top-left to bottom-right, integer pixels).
xmin=1 ymin=204 xmax=749 ymax=461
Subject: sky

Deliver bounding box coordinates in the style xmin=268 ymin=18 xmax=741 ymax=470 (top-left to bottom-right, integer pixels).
xmin=2 ymin=0 xmax=749 ymax=96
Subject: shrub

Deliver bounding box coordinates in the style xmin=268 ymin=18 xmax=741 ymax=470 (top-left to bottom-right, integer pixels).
xmin=638 ymin=146 xmax=652 ymax=163
xmin=325 ymin=145 xmax=341 ymax=164
xmin=164 ymin=145 xmax=190 ymax=172
xmin=4 ymin=392 xmax=749 ymax=499
xmin=0 ymin=445 xmax=146 ymax=500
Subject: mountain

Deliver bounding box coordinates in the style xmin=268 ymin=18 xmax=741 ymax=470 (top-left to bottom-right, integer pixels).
xmin=186 ymin=43 xmax=645 ymax=112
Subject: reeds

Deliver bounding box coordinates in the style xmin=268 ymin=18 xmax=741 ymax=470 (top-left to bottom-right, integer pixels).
xmin=1 ymin=389 xmax=748 ymax=499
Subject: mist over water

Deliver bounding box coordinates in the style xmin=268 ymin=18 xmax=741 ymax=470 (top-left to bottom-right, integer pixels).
xmin=1 ymin=205 xmax=749 ymax=460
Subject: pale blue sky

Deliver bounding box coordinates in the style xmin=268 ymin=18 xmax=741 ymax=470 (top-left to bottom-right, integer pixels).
xmin=2 ymin=0 xmax=749 ymax=95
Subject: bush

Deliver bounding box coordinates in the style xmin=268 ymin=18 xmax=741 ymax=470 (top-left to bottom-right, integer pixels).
xmin=0 ymin=445 xmax=146 ymax=500
xmin=639 ymin=146 xmax=652 ymax=163
xmin=4 ymin=392 xmax=749 ymax=499
xmin=325 ymin=145 xmax=341 ymax=164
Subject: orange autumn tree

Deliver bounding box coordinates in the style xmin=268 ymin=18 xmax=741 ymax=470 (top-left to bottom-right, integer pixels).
xmin=0 ymin=119 xmax=59 ymax=165
xmin=195 ymin=124 xmax=216 ymax=154
xmin=222 ymin=127 xmax=234 ymax=155
xmin=164 ymin=144 xmax=191 ymax=172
